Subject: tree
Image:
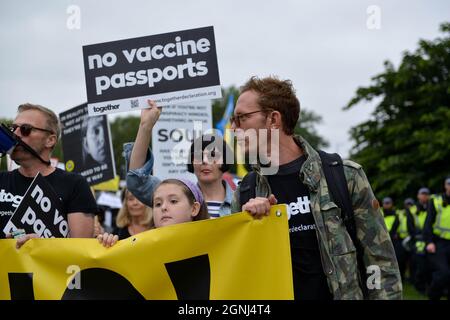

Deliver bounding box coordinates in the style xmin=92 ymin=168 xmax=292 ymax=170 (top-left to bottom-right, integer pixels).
xmin=344 ymin=23 xmax=450 ymax=204
xmin=109 ymin=116 xmax=141 ymax=179
xmin=212 ymin=86 xmax=240 ymax=125
xmin=295 ymin=110 xmax=329 ymax=149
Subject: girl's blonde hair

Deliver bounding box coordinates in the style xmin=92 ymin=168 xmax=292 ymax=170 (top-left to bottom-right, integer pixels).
xmin=116 ymin=189 xmax=152 ymax=228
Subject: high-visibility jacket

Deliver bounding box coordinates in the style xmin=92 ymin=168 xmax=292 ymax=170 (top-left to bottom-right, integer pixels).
xmin=409 ymin=205 xmax=427 ymax=231
xmin=432 ymin=195 xmax=450 ymax=240
xmin=382 ymin=209 xmax=396 ymax=233
xmin=397 ymin=209 xmax=409 ymax=239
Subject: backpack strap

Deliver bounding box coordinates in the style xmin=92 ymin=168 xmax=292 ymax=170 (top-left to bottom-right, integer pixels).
xmin=318 ymin=150 xmax=368 ymax=298
xmin=318 ymin=151 xmax=356 ymax=239
xmin=239 ymin=171 xmax=257 ymax=208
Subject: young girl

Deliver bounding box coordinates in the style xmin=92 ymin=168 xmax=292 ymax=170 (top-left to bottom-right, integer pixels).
xmin=98 ymin=178 xmax=209 ymax=247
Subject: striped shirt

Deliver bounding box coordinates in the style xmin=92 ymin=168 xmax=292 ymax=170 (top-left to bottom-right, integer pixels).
xmin=207 ymin=201 xmax=222 ymax=219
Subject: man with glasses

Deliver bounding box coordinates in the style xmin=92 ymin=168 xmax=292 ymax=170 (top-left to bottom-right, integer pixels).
xmin=0 ymin=103 xmax=97 ymax=246
xmin=230 ymin=76 xmax=401 ymax=300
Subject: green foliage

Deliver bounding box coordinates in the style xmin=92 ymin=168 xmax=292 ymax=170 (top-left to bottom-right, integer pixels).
xmin=345 ymin=23 xmax=450 ymax=204
xmin=212 ymin=86 xmax=240 ymax=125
xmin=294 ymin=110 xmax=329 ymax=149
xmin=109 ymin=115 xmax=141 ymax=178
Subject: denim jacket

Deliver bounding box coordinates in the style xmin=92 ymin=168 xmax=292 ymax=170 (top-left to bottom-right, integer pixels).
xmin=123 ymin=142 xmax=233 ymax=217
xmin=123 ymin=142 xmax=160 ymax=208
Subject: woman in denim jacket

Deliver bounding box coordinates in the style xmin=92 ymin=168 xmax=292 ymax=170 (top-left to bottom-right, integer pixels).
xmin=124 ymin=100 xmax=234 ymax=218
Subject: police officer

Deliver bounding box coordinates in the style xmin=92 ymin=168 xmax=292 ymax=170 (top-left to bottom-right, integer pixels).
xmin=424 ymin=177 xmax=450 ymax=300
xmin=410 ymin=188 xmax=431 ymax=293
xmin=390 ymin=198 xmax=416 ymax=282
xmin=382 ymin=197 xmax=397 ymax=235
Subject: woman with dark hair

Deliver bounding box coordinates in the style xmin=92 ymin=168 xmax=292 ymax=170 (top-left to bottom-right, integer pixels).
xmin=123 ymin=100 xmax=234 ymax=218
xmin=187 ymin=133 xmax=234 ymax=218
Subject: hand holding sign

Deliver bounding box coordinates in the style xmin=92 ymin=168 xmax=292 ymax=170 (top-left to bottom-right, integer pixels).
xmin=5 ymin=232 xmax=39 ymax=249
xmin=140 ymin=100 xmax=162 ymax=129
xmin=3 ymin=173 xmax=68 ymax=242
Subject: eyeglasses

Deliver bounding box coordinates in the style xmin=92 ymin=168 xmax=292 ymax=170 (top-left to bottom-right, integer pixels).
xmin=230 ymin=110 xmax=271 ymax=127
xmin=9 ymin=123 xmax=54 ymax=137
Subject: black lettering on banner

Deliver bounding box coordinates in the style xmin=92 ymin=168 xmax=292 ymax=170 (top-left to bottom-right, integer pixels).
xmin=61 ymin=268 xmax=145 ymax=300
xmin=7 ymin=255 xmax=211 ymax=299
xmin=165 ymin=254 xmax=210 ymax=300
xmin=8 ymin=273 xmax=34 ymax=300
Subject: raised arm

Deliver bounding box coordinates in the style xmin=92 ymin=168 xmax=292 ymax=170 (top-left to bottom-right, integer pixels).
xmin=125 ymin=100 xmax=162 ymax=207
xmin=129 ymin=100 xmax=161 ymax=170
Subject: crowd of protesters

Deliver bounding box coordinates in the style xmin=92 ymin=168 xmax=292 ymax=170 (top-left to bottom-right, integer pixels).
xmin=2 ymin=77 xmax=448 ymax=300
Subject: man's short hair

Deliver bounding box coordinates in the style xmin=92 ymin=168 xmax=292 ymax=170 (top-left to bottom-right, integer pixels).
xmin=240 ymin=76 xmax=300 ymax=135
xmin=17 ymin=103 xmax=61 ymax=141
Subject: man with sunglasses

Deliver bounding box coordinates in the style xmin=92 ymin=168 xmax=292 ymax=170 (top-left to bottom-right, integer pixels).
xmin=0 ymin=103 xmax=97 ymax=247
xmin=230 ymin=76 xmax=401 ymax=300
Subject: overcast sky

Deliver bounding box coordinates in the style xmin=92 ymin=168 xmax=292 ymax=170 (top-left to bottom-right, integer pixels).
xmin=1 ymin=0 xmax=449 ymax=157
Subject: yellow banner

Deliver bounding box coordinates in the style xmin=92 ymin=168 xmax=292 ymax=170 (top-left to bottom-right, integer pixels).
xmin=91 ymin=175 xmax=120 ymax=191
xmin=0 ymin=205 xmax=293 ymax=300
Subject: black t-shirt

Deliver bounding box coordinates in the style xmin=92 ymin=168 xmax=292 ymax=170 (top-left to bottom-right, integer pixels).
xmin=113 ymin=226 xmax=132 ymax=240
xmin=0 ymin=168 xmax=98 ymax=239
xmin=267 ymin=155 xmax=332 ymax=300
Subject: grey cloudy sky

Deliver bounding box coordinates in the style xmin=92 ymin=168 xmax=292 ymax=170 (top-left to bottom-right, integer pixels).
xmin=1 ymin=0 xmax=449 ymax=157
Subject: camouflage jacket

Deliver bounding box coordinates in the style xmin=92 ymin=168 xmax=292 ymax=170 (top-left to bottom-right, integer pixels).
xmin=231 ymin=136 xmax=402 ymax=300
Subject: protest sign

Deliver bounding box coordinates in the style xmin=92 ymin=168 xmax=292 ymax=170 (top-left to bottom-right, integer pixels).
xmin=152 ymin=100 xmax=212 ymax=181
xmin=83 ymin=26 xmax=221 ymax=116
xmin=3 ymin=173 xmax=67 ymax=238
xmin=59 ymin=103 xmax=116 ymax=185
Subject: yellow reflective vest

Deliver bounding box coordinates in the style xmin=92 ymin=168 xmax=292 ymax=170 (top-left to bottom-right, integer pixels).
xmin=382 ymin=209 xmax=396 ymax=233
xmin=409 ymin=205 xmax=427 ymax=231
xmin=397 ymin=209 xmax=409 ymax=239
xmin=432 ymin=195 xmax=450 ymax=240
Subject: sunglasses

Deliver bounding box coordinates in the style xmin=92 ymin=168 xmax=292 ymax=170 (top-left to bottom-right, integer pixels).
xmin=9 ymin=123 xmax=54 ymax=137
xmin=230 ymin=109 xmax=272 ymax=127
